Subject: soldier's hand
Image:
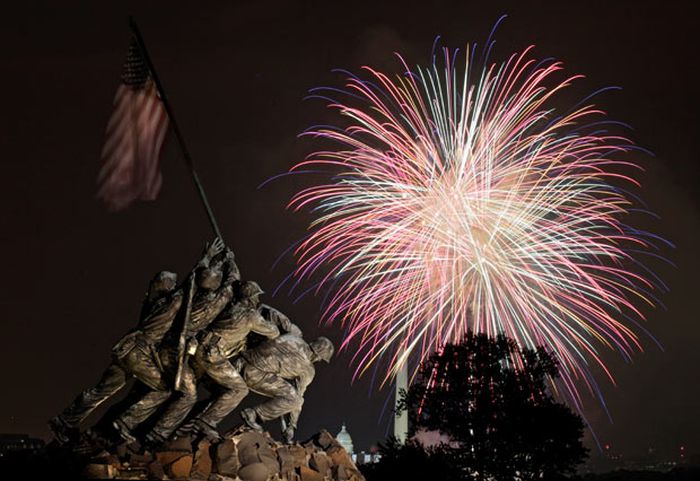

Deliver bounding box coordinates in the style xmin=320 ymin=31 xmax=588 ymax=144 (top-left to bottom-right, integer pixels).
xmin=206 ymin=237 xmax=225 ymax=258
xmin=186 ymin=338 xmax=199 ymax=356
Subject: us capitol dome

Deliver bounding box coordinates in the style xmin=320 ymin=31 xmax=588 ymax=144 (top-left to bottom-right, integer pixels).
xmin=336 ymin=423 xmax=354 ymax=455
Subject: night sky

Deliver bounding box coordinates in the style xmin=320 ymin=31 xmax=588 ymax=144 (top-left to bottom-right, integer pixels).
xmin=2 ymin=0 xmax=699 ymax=460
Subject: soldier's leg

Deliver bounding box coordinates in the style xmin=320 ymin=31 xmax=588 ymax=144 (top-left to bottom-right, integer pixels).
xmin=244 ymin=367 xmax=301 ymax=423
xmin=116 ymin=346 xmax=172 ymax=432
xmin=148 ymin=362 xmax=198 ymax=441
xmin=58 ymin=362 xmax=129 ymax=428
xmin=117 ymin=390 xmax=173 ymax=431
xmin=195 ymin=360 xmax=249 ymax=428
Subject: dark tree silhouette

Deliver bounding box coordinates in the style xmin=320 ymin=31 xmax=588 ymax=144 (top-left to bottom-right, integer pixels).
xmin=360 ymin=437 xmax=463 ymax=481
xmin=364 ymin=332 xmax=588 ymax=481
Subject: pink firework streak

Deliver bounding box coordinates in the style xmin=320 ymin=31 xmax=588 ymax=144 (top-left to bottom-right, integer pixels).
xmin=284 ymin=41 xmax=667 ymax=411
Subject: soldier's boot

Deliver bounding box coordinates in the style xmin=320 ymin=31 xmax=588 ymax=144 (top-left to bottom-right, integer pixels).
xmin=112 ymin=419 xmax=137 ymax=444
xmin=48 ymin=415 xmax=79 ymax=445
xmin=240 ymin=408 xmax=263 ymax=432
xmin=144 ymin=430 xmax=167 ymax=450
xmin=84 ymin=425 xmax=111 ymax=445
xmin=174 ymin=420 xmax=194 ymax=437
xmin=191 ymin=419 xmax=221 ymax=442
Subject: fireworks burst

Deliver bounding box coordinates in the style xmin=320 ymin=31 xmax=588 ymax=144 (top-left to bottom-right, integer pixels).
xmin=285 ymin=39 xmax=665 ymax=408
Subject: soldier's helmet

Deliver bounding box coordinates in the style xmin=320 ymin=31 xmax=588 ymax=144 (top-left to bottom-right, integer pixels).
xmin=196 ymin=265 xmax=223 ymax=290
xmin=309 ymin=337 xmax=335 ymax=363
xmin=238 ymin=280 xmax=264 ymax=300
xmin=150 ymin=271 xmax=177 ymax=294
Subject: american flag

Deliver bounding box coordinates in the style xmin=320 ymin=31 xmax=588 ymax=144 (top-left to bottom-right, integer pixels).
xmin=97 ymin=38 xmax=169 ymax=211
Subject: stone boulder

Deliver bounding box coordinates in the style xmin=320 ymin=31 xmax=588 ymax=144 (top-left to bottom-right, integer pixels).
xmin=80 ymin=427 xmax=365 ymax=481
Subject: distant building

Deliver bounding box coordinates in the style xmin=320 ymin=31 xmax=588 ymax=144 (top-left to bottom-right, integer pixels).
xmin=0 ymin=434 xmax=45 ymax=458
xmin=353 ymin=451 xmax=382 ymax=465
xmin=336 ymin=423 xmax=354 ymax=455
xmin=335 ymin=423 xmax=382 ymax=465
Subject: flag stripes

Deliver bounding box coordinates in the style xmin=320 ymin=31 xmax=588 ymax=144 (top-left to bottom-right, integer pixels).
xmin=97 ymin=38 xmax=169 ymax=211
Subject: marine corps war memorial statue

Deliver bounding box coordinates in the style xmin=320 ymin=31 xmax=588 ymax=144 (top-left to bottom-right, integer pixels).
xmin=37 ymin=18 xmax=365 ymax=481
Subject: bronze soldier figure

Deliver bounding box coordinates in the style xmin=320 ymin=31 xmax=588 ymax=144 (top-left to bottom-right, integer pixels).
xmin=238 ymin=334 xmax=334 ymax=443
xmin=48 ymin=239 xmax=226 ymax=444
xmin=144 ymin=246 xmax=240 ymax=444
xmin=179 ymin=281 xmax=281 ymax=439
xmin=49 ymin=270 xmax=182 ymax=444
xmin=109 ymin=239 xmax=230 ymax=442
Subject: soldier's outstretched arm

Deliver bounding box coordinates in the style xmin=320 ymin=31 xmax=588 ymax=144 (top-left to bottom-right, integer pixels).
xmin=259 ymin=304 xmax=303 ymax=337
xmin=202 ymin=248 xmax=238 ymax=318
xmin=249 ymin=312 xmax=280 ymax=340
xmin=222 ymin=247 xmax=241 ymax=283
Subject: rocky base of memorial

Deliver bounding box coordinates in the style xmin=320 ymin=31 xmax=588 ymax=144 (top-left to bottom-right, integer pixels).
xmin=68 ymin=428 xmax=364 ymax=481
